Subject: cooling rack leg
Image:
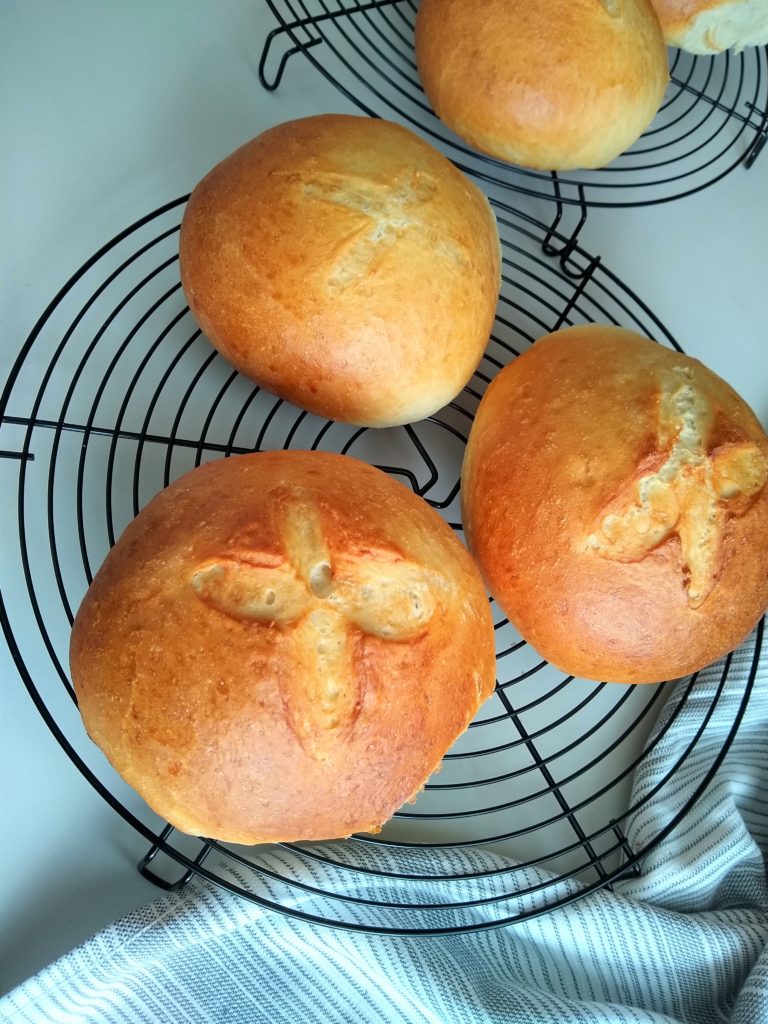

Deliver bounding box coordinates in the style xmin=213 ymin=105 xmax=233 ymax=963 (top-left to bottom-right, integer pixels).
xmin=258 ymin=25 xmax=322 ymax=91
xmin=744 ymin=127 xmax=768 ymax=168
xmin=742 ymin=100 xmax=768 ymax=168
xmin=137 ymin=824 xmax=212 ymax=892
xmin=551 ymin=256 xmax=601 ymax=332
xmin=541 ymin=179 xmax=589 ymax=278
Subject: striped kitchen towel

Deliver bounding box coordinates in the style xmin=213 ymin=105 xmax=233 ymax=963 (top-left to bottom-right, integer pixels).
xmin=2 ymin=642 xmax=767 ymax=1024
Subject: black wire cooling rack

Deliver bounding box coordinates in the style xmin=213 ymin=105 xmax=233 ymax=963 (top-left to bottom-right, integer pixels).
xmin=1 ymin=195 xmax=762 ymax=934
xmin=259 ymin=0 xmax=768 ymax=248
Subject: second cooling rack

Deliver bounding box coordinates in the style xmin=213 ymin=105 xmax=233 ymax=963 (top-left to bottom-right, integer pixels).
xmin=259 ymin=0 xmax=768 ymax=213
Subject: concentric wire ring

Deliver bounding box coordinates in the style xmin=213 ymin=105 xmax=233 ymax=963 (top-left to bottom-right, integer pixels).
xmin=0 ymin=195 xmax=760 ymax=933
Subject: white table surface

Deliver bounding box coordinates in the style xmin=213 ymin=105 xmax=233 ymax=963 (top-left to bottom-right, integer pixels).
xmin=2 ymin=0 xmax=767 ymax=996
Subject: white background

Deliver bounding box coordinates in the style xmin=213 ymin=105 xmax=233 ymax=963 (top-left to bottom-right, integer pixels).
xmin=2 ymin=0 xmax=767 ymax=995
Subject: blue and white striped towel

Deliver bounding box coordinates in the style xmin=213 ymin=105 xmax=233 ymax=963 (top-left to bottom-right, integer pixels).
xmin=2 ymin=643 xmax=767 ymax=1024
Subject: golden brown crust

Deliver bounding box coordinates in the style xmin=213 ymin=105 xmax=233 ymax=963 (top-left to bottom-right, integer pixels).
xmin=70 ymin=452 xmax=496 ymax=842
xmin=179 ymin=114 xmax=500 ymax=428
xmin=415 ymin=0 xmax=669 ymax=171
xmin=461 ymin=325 xmax=768 ymax=683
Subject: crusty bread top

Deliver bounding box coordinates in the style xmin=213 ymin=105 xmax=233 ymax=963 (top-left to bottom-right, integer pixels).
xmin=461 ymin=325 xmax=768 ymax=683
xmin=71 ymin=451 xmax=496 ymax=843
xmin=415 ymin=0 xmax=669 ymax=171
xmin=179 ymin=115 xmax=500 ymax=428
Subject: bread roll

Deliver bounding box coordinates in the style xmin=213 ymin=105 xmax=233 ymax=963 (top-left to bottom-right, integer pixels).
xmin=70 ymin=451 xmax=496 ymax=843
xmin=415 ymin=0 xmax=669 ymax=171
xmin=461 ymin=325 xmax=768 ymax=683
xmin=179 ymin=115 xmax=500 ymax=428
xmin=651 ymin=0 xmax=768 ymax=52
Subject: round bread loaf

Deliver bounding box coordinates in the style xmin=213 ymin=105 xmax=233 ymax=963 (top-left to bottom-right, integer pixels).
xmin=179 ymin=115 xmax=500 ymax=428
xmin=651 ymin=0 xmax=768 ymax=53
xmin=71 ymin=451 xmax=496 ymax=843
xmin=415 ymin=0 xmax=669 ymax=171
xmin=461 ymin=325 xmax=768 ymax=683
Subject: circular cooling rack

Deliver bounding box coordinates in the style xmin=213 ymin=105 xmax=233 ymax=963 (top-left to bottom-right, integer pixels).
xmin=259 ymin=0 xmax=768 ymax=208
xmin=0 ymin=196 xmax=761 ymax=935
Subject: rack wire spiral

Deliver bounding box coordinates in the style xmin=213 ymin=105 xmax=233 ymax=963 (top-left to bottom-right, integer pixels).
xmin=259 ymin=0 xmax=768 ymax=222
xmin=1 ymin=195 xmax=761 ymax=934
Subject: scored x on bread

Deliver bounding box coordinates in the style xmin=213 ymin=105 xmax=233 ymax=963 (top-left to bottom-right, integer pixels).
xmin=71 ymin=452 xmax=497 ymax=843
xmin=462 ymin=325 xmax=768 ymax=683
xmin=179 ymin=114 xmax=501 ymax=428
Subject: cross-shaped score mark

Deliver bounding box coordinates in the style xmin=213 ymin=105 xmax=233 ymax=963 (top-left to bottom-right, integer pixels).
xmin=191 ymin=501 xmax=443 ymax=760
xmin=290 ymin=168 xmax=439 ymax=292
xmin=588 ymin=368 xmax=768 ymax=608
